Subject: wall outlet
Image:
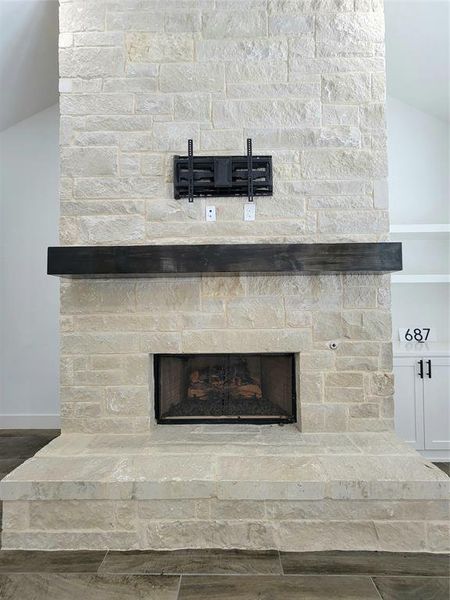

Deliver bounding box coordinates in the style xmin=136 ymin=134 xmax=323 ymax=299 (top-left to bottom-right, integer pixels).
xmin=244 ymin=203 xmax=256 ymax=221
xmin=206 ymin=206 xmax=216 ymax=222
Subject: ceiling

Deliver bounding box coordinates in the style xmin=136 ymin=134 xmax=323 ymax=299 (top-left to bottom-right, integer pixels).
xmin=0 ymin=0 xmax=448 ymax=130
xmin=385 ymin=0 xmax=449 ymax=122
xmin=0 ymin=0 xmax=58 ymax=131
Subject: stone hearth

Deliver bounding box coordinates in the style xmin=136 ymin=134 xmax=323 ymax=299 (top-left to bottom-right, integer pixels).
xmin=1 ymin=427 xmax=448 ymax=551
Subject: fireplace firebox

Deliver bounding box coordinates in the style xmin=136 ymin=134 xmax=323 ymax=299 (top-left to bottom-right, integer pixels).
xmin=154 ymin=353 xmax=296 ymax=424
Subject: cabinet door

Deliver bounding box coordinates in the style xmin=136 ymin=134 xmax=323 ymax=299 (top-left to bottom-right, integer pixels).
xmin=423 ymin=356 xmax=450 ymax=450
xmin=394 ymin=357 xmax=424 ymax=449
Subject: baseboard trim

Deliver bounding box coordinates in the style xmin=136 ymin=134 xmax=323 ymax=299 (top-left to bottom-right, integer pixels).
xmin=0 ymin=414 xmax=61 ymax=429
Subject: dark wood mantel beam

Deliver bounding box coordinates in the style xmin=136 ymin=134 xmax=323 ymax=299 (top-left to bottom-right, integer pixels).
xmin=47 ymin=242 xmax=402 ymax=278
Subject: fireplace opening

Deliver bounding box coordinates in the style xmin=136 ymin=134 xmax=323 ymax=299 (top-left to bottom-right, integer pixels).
xmin=154 ymin=353 xmax=296 ymax=424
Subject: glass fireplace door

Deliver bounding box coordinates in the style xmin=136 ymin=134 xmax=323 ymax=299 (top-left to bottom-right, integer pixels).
xmin=155 ymin=353 xmax=296 ymax=424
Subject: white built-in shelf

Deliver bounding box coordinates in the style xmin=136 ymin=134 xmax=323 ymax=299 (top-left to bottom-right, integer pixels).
xmin=391 ymin=274 xmax=450 ymax=284
xmin=390 ymin=224 xmax=450 ymax=238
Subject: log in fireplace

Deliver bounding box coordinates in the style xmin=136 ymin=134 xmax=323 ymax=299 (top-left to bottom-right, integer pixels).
xmin=154 ymin=353 xmax=296 ymax=424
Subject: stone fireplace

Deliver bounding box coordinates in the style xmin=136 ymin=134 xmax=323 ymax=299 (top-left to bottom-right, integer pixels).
xmin=1 ymin=0 xmax=448 ymax=553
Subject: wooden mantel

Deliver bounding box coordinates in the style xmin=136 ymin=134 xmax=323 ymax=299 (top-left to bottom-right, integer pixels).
xmin=47 ymin=243 xmax=402 ymax=278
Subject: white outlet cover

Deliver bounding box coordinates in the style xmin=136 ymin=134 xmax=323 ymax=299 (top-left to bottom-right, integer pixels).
xmin=244 ymin=203 xmax=256 ymax=221
xmin=206 ymin=206 xmax=216 ymax=222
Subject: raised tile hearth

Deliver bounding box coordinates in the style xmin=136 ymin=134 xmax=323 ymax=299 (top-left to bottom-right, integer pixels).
xmin=1 ymin=427 xmax=448 ymax=552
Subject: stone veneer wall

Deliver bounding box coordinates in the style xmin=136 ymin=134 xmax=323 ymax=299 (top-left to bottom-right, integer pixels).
xmin=59 ymin=0 xmax=394 ymax=434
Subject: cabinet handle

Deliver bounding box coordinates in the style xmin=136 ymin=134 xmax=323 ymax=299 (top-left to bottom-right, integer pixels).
xmin=426 ymin=359 xmax=432 ymax=379
xmin=418 ymin=360 xmax=424 ymax=379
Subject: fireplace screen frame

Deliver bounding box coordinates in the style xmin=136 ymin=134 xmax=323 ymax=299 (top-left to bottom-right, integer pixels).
xmin=154 ymin=352 xmax=297 ymax=425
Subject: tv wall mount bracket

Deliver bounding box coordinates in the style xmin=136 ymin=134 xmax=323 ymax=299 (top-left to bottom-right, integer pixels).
xmin=173 ymin=138 xmax=273 ymax=202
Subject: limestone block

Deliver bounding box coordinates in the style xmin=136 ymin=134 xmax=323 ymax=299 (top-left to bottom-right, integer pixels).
xmin=374 ymin=521 xmax=427 ymax=552
xmin=213 ymin=99 xmax=321 ymax=129
xmin=308 ymin=196 xmax=372 ymax=210
xmin=146 ymin=199 xmax=202 ymax=223
xmin=105 ymin=387 xmax=149 ymax=417
xmin=200 ymin=129 xmax=243 ymax=151
xmin=302 ymin=150 xmax=387 ymax=180
xmin=165 ymin=11 xmax=202 ymax=32
xmin=2 ymin=502 xmax=29 ymax=530
xmin=1 ymin=531 xmax=139 ymax=551
xmin=74 ymin=177 xmax=163 ymax=199
xmin=270 ymin=14 xmax=314 ymax=34
xmin=427 ymin=522 xmax=450 ymax=552
xmin=86 ymin=116 xmax=155 ymax=133
xmin=135 ymin=94 xmax=173 ymax=115
xmin=313 ymin=312 xmax=344 ymax=340
xmin=160 ymin=63 xmax=225 ymax=92
xmin=227 ymin=297 xmax=285 ymax=329
xmin=60 ymin=94 xmax=133 ymax=115
xmin=61 ymin=147 xmax=117 ymax=177
xmin=153 ymin=122 xmax=200 ymax=151
xmin=136 ymin=279 xmax=201 ymax=311
xmin=360 ymin=103 xmax=385 ymax=129
xmin=126 ymin=33 xmax=194 ymax=62
xmin=322 ymin=105 xmax=359 ymax=126
xmin=61 ymin=386 xmax=105 ymax=404
xmin=229 ymin=81 xmax=319 ymax=100
xmin=349 ymin=403 xmax=379 ymax=418
xmin=61 ymin=280 xmax=136 ymax=314
xmin=268 ymin=0 xmax=354 ymax=10
xmin=209 ymin=500 xmax=266 ymax=520
xmin=299 ymin=373 xmax=323 ymax=403
xmin=301 ymin=352 xmax=334 ymax=371
xmin=140 ymin=155 xmax=164 ymax=176
xmin=73 ymin=32 xmax=123 ymax=46
xmin=343 ymin=286 xmax=377 ymax=308
xmin=325 ymin=387 xmax=364 ymax=403
xmin=61 ymin=333 xmax=140 ymax=355
xmin=137 ymin=500 xmax=198 ymax=520
xmin=336 ymin=356 xmax=379 ymax=371
xmin=59 ymin=33 xmax=73 ymax=47
xmin=119 ymin=154 xmax=140 ymax=176
xmin=126 ymin=63 xmax=159 ymax=77
xmin=325 ymin=372 xmax=364 ymax=387
xmin=274 ymin=520 xmax=378 ymax=551
xmin=174 ymin=94 xmax=211 ymax=121
xmin=30 ymin=499 xmax=135 ymax=530
xmin=78 ymin=215 xmax=145 ymax=244
xmin=197 ymin=39 xmax=288 ymax=62
xmin=203 ymin=11 xmax=267 ymax=38
xmin=287 ymin=312 xmax=312 ymax=328
xmin=202 ymin=276 xmax=245 ymax=298
xmin=60 ymin=3 xmax=106 ymax=33
xmin=143 ymin=520 xmax=275 ymax=550
xmin=322 ymin=74 xmax=371 ymax=103
xmin=290 ymin=37 xmax=317 ymax=60
xmin=290 ymin=57 xmax=385 ymax=79
xmin=225 ymin=61 xmax=288 ymax=84
xmin=318 ymin=210 xmax=388 ymax=234
xmin=372 ymin=72 xmax=386 ymax=101
xmin=181 ymin=329 xmax=312 ymax=353
xmin=322 ymin=404 xmax=349 ymax=431
xmin=182 ymin=313 xmax=227 ymax=330
xmin=106 ymin=11 xmax=164 ymax=31
xmin=60 ymin=402 xmax=102 ymax=418
xmin=317 ymin=13 xmax=384 ymax=44
xmin=369 ymin=373 xmax=395 ymax=396
xmin=336 ymin=341 xmax=380 ymax=357
xmin=60 ymin=48 xmax=124 ymax=78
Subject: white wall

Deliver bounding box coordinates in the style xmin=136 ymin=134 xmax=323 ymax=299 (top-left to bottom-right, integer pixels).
xmin=387 ymin=95 xmax=449 ymax=224
xmin=0 ymin=104 xmax=60 ymax=428
xmin=387 ymin=96 xmax=450 ymax=342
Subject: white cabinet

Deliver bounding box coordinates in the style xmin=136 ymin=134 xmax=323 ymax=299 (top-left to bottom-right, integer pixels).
xmin=394 ymin=345 xmax=450 ymax=460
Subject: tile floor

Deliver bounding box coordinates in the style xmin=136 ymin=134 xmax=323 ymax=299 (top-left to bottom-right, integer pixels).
xmin=0 ymin=429 xmax=449 ymax=599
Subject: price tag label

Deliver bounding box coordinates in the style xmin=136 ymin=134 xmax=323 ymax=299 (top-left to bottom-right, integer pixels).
xmin=398 ymin=328 xmax=435 ymax=343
